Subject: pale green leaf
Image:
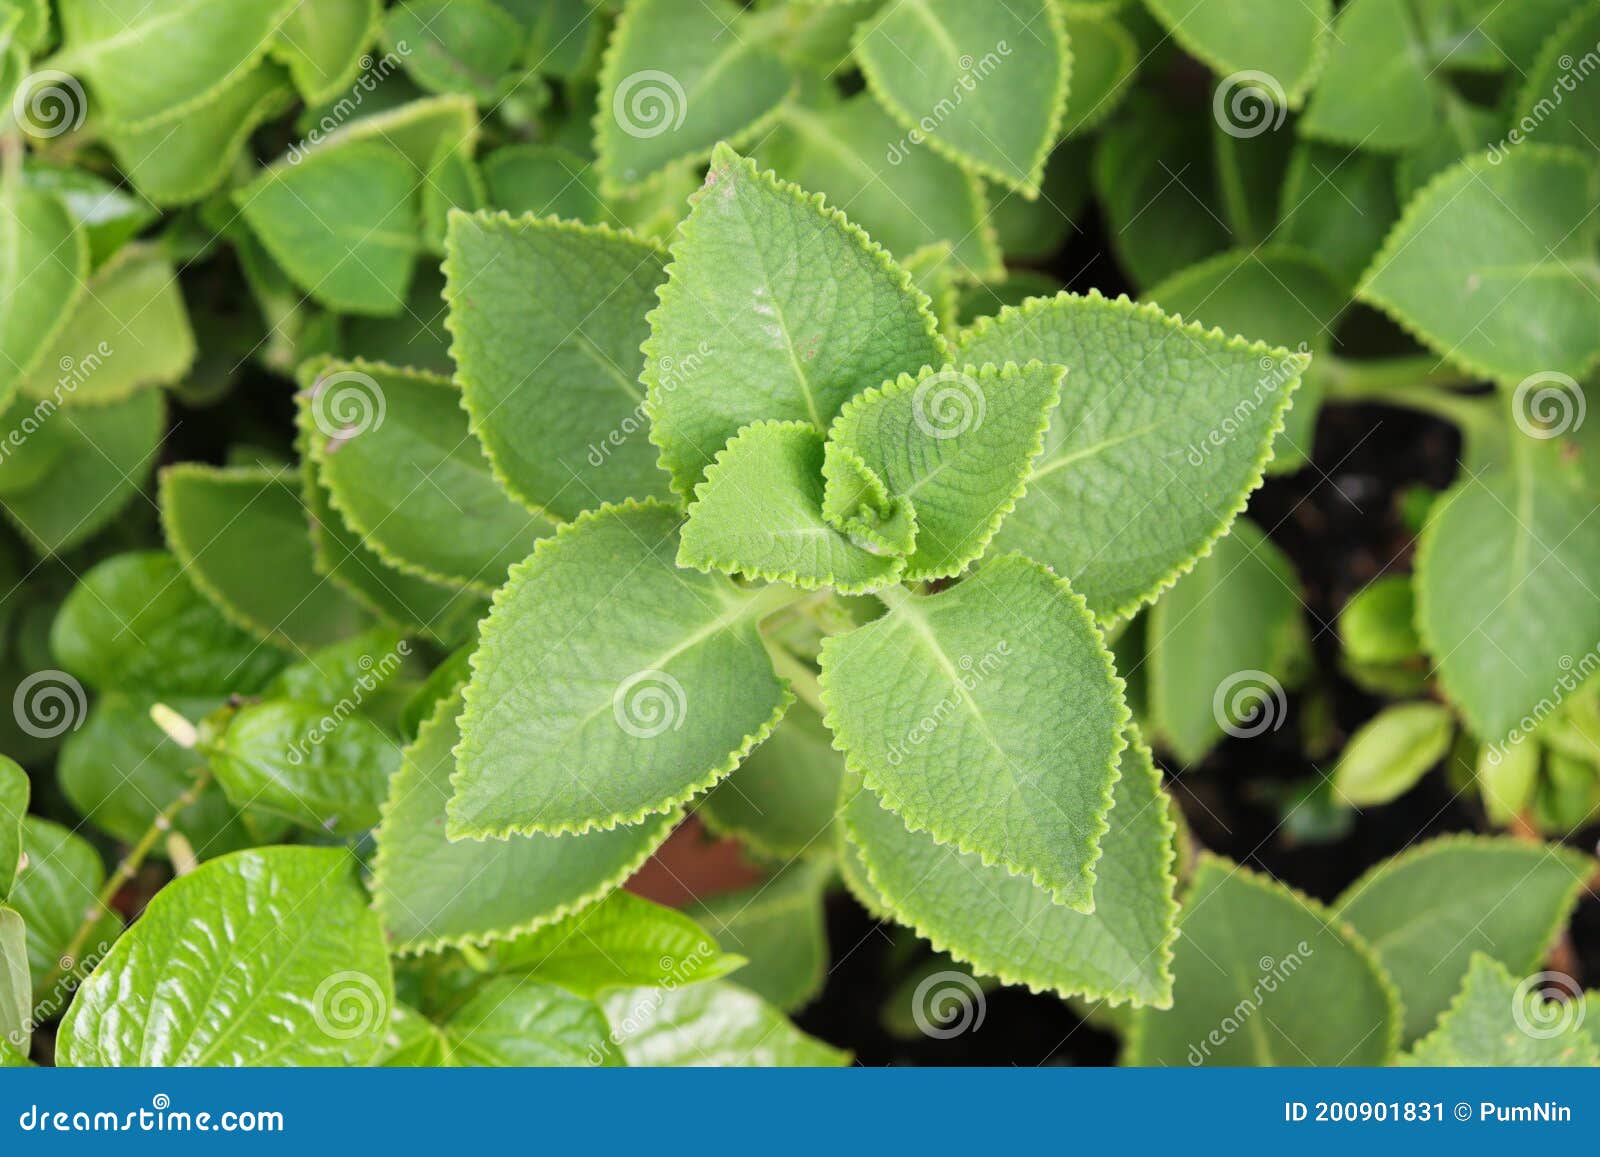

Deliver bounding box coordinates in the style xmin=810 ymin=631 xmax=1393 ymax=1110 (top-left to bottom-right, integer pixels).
xmin=819 ymin=442 xmax=917 ymax=559
xmin=1513 ymin=4 xmax=1600 ymax=158
xmin=957 ymin=290 xmax=1309 ymax=622
xmin=1300 ymin=0 xmax=1437 ymax=150
xmin=451 ymin=500 xmax=793 ymax=838
xmin=854 ymin=0 xmax=1069 ymax=195
xmin=432 ymin=976 xmax=620 ymax=1065
xmin=21 ymin=164 xmax=156 ymax=267
xmin=1332 ymin=703 xmax=1455 ymax=807
xmin=1278 ymin=144 xmax=1398 ymax=289
xmin=444 ymin=212 xmax=673 ymax=520
xmin=1059 ymin=11 xmax=1138 ymax=136
xmin=1144 ymin=0 xmax=1330 ymax=105
xmin=271 ymin=0 xmax=380 ymax=104
xmin=1334 ymin=835 xmax=1590 ymax=1042
xmin=599 ymin=979 xmax=848 ymax=1066
xmin=1339 ymin=576 xmax=1422 ymax=665
xmin=384 ymin=0 xmax=523 ymax=103
xmin=820 ymin=555 xmax=1127 ymax=909
xmin=59 ymin=846 xmax=392 ymax=1066
xmin=0 ymin=183 xmax=88 ymax=401
xmin=1401 ymin=953 xmax=1599 ymax=1066
xmin=372 ymin=687 xmax=679 ymax=954
xmin=482 ymin=144 xmax=603 ymax=222
xmin=688 ymin=858 xmax=833 ymax=1011
xmin=644 ymin=144 xmax=945 ymax=498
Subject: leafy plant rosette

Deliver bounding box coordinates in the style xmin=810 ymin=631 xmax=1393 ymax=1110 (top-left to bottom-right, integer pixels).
xmin=0 ymin=0 xmax=1597 ymax=1072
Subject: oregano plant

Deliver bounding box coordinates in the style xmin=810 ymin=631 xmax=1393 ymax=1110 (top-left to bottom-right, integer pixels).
xmin=0 ymin=0 xmax=1594 ymax=1077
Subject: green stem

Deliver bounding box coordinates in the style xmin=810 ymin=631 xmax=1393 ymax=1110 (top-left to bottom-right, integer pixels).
xmin=765 ymin=641 xmax=827 ymax=716
xmin=1317 ymin=354 xmax=1474 ymax=398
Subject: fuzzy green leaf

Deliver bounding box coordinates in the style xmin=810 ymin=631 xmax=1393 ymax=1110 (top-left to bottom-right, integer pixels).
xmin=385 ymin=0 xmax=522 ymax=102
xmin=0 ymin=183 xmax=88 ymax=403
xmin=845 ymin=727 xmax=1179 ymax=1005
xmin=372 ymin=688 xmax=679 ymax=954
xmin=1145 ymin=0 xmax=1329 ymax=105
xmin=679 ymin=421 xmax=907 ymax=594
xmin=820 ymin=555 xmax=1127 ymax=909
xmin=853 ymin=0 xmax=1068 ymax=195
xmin=451 ymin=500 xmax=793 ymax=839
xmin=1332 ymin=703 xmax=1454 ymax=807
xmin=271 ymin=0 xmax=379 ymax=104
xmin=1300 ymin=0 xmax=1437 ymax=150
xmin=1360 ymin=147 xmax=1600 ymax=385
xmin=957 ymin=290 xmax=1308 ymax=622
xmin=644 ymin=144 xmax=945 ymax=498
xmin=827 ymin=362 xmax=1063 ymax=581
xmin=1401 ymin=953 xmax=1600 ymax=1066
xmin=1128 ymin=858 xmax=1399 ymax=1065
xmin=59 ymin=847 xmax=391 ymax=1066
xmin=599 ymin=979 xmax=848 ymax=1066
xmin=1334 ymin=836 xmax=1590 ymax=1043
xmin=444 ymin=212 xmax=673 ymax=521
xmin=1058 ymin=11 xmax=1138 ymax=137
xmin=481 ymin=144 xmax=603 ymax=222
xmin=819 ymin=443 xmax=917 ymax=559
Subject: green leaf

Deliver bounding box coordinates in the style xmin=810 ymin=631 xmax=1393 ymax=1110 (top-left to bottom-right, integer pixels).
xmin=263 ymin=625 xmax=408 ymax=703
xmin=957 ymin=290 xmax=1309 ymax=622
xmin=679 ymin=421 xmax=907 ymax=594
xmin=301 ymin=92 xmax=478 ymax=173
xmin=595 ymin=0 xmax=794 ymax=194
xmin=0 ymin=758 xmax=25 ymax=900
xmin=517 ymin=0 xmax=605 ymax=77
xmin=1300 ymin=0 xmax=1437 ymax=150
xmin=491 ymin=889 xmax=743 ymax=996
xmin=853 ymin=0 xmax=1069 ymax=196
xmin=827 ymin=362 xmax=1063 ymax=581
xmin=1145 ymin=248 xmax=1344 ymax=473
xmin=237 ymin=140 xmax=420 ymax=317
xmin=844 ymin=727 xmax=1179 ymax=1005
xmin=1339 ymin=575 xmax=1422 ymax=665
xmin=1148 ymin=519 xmax=1307 ymax=764
xmin=820 ymin=443 xmax=918 ymax=559
xmin=271 ymin=0 xmax=380 ymax=104
xmin=10 ymin=818 xmax=121 ymax=1007
xmin=1127 ymin=857 xmax=1400 ymax=1065
xmin=699 ymin=698 xmax=845 ymax=860
xmin=0 ymin=907 xmax=27 ymax=1058
xmin=757 ymin=94 xmax=1004 ymax=281
xmin=0 ymin=183 xmax=88 ymax=402
xmin=1512 ymin=4 xmax=1600 ymax=158
xmin=1332 ymin=703 xmax=1455 ymax=807
xmin=688 ymin=858 xmax=832 ymax=1011
xmin=105 ymin=62 xmax=294 ymax=206
xmin=427 ymin=976 xmax=620 ymax=1065
xmin=451 ymin=500 xmax=793 ymax=839
xmin=644 ymin=144 xmax=945 ymax=498
xmin=1058 ymin=11 xmax=1138 ymax=137
xmin=987 ymin=141 xmax=1091 ymax=260
xmin=482 ymin=144 xmax=604 ymax=222
xmin=1360 ymin=146 xmax=1600 ymax=385
xmin=19 ymin=245 xmax=195 ymax=405
xmin=599 ymin=979 xmax=848 ymax=1066
xmin=1146 ymin=0 xmax=1329 ymax=104
xmin=443 ymin=212 xmax=674 ymax=521
xmin=50 ymin=0 xmax=296 ymax=128
xmin=21 ymin=164 xmax=156 ymax=268
xmin=384 ymin=0 xmax=523 ymax=103
xmin=59 ymin=846 xmax=392 ymax=1066
xmin=1415 ymin=448 xmax=1600 ymax=742
xmin=820 ymin=555 xmax=1127 ymax=908
xmin=160 ymin=463 xmax=370 ymax=650
xmin=59 ymin=693 xmax=264 ymax=858
xmin=1401 ymin=953 xmax=1599 ymax=1066
xmin=206 ymin=699 xmax=397 ymax=835
xmin=1333 ymin=835 xmax=1590 ymax=1043
xmin=1278 ymin=144 xmax=1398 ymax=290
xmin=299 ymin=360 xmax=553 ymax=594
xmin=0 ymin=387 xmax=164 ymax=556
xmin=372 ymin=687 xmax=679 ymax=953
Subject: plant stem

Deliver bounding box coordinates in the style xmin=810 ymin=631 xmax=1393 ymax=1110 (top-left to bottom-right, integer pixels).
xmin=1319 ymin=355 xmax=1497 ymax=441
xmin=765 ymin=641 xmax=827 ymax=715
